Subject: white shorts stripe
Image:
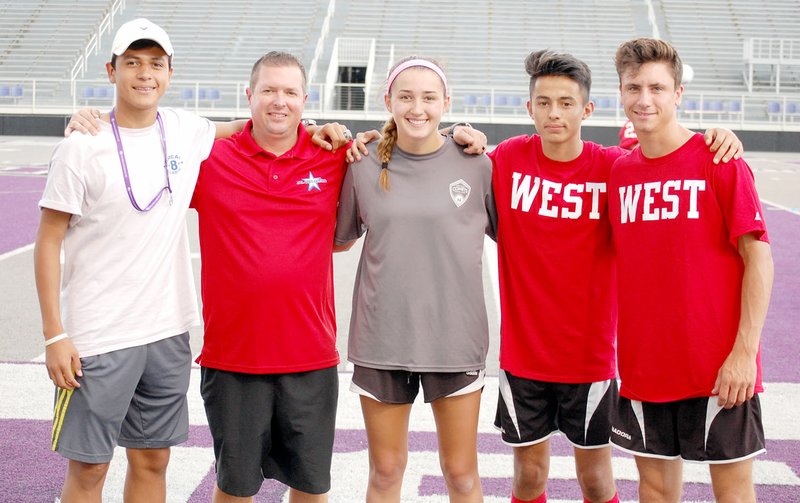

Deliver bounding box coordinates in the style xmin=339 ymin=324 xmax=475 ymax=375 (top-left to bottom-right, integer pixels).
xmin=498 ymin=370 xmax=521 ymax=440
xmin=586 ymin=379 xmax=611 ymax=440
xmin=631 ymin=399 xmax=646 ymax=450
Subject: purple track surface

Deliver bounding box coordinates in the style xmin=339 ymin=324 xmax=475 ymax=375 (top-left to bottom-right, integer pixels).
xmin=1 ymin=168 xmax=797 ymax=501
xmin=0 ymin=175 xmax=45 ymax=253
xmin=2 ymin=421 xmax=798 ymax=501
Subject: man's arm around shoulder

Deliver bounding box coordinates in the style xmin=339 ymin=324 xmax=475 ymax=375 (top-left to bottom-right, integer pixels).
xmin=213 ymin=120 xmax=248 ymax=139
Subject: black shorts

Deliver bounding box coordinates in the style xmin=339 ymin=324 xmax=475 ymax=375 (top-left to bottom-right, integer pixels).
xmin=494 ymin=370 xmax=618 ymax=448
xmin=351 ymin=365 xmax=485 ymax=404
xmin=611 ymin=394 xmax=766 ymax=463
xmin=200 ymin=366 xmax=338 ymax=496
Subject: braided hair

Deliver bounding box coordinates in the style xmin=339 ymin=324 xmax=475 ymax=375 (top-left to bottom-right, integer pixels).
xmin=376 ymin=117 xmax=398 ymax=191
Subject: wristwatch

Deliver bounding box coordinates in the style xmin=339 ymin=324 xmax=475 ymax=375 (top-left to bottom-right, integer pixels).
xmin=447 ymin=122 xmax=472 ymax=137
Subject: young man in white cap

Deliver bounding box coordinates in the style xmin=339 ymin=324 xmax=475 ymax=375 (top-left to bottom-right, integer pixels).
xmin=51 ymin=18 xmax=357 ymax=501
xmin=35 ymin=18 xmax=247 ymax=502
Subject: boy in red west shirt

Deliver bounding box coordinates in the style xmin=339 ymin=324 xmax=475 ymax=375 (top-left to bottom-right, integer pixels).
xmin=608 ymin=37 xmax=773 ymax=502
xmin=490 ymin=49 xmax=744 ymax=503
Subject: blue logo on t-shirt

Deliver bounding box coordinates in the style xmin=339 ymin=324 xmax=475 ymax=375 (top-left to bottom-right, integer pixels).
xmin=167 ymin=155 xmax=183 ymax=175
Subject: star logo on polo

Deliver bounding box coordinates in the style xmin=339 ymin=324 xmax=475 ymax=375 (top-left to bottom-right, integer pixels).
xmin=449 ymin=179 xmax=471 ymax=207
xmin=297 ymin=171 xmax=328 ymax=191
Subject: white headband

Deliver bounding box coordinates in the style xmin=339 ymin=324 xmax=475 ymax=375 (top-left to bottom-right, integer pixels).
xmin=386 ymin=59 xmax=448 ymax=95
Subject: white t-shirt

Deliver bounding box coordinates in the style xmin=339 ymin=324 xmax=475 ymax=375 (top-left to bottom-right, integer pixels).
xmin=39 ymin=107 xmax=215 ymax=357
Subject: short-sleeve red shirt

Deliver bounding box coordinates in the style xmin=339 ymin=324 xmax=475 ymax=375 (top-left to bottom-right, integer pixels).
xmin=192 ymin=122 xmax=348 ymax=373
xmin=490 ymin=135 xmax=626 ymax=383
xmin=609 ymin=133 xmax=768 ymax=402
xmin=618 ymin=120 xmax=639 ymax=150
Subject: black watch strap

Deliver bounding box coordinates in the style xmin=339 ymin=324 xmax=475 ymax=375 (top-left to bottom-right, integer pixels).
xmin=448 ymin=122 xmax=472 ymax=137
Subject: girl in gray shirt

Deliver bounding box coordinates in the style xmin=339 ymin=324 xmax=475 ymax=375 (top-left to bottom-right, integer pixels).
xmin=335 ymin=56 xmax=495 ymax=501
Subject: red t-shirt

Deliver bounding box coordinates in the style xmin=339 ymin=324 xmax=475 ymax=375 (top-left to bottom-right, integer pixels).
xmin=191 ymin=122 xmax=348 ymax=373
xmin=618 ymin=120 xmax=639 ymax=150
xmin=490 ymin=135 xmax=626 ymax=383
xmin=609 ymin=133 xmax=769 ymax=402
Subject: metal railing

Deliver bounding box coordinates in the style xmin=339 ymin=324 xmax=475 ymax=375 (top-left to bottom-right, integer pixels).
xmin=744 ymin=38 xmax=800 ymax=63
xmin=1 ymin=79 xmax=799 ymax=132
xmin=742 ymin=37 xmax=800 ymax=93
xmin=307 ymin=0 xmax=336 ymax=84
xmin=69 ymin=0 xmax=126 ymax=95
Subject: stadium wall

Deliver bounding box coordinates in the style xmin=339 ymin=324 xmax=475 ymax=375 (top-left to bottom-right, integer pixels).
xmin=1 ymin=115 xmax=797 ymax=152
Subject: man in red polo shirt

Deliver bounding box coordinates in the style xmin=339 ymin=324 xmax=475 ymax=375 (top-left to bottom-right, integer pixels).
xmin=191 ymin=51 xmax=349 ymax=503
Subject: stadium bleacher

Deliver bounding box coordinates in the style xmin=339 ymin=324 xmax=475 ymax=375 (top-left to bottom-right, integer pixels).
xmin=0 ymin=0 xmax=109 ymax=80
xmin=0 ymin=0 xmax=112 ymax=109
xmin=82 ymin=0 xmax=326 ymax=80
xmin=658 ymin=0 xmax=800 ymax=92
xmin=0 ymin=0 xmax=798 ymax=130
xmin=321 ymin=0 xmax=639 ymax=114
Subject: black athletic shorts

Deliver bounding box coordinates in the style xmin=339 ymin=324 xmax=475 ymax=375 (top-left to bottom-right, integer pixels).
xmin=351 ymin=365 xmax=485 ymax=404
xmin=494 ymin=370 xmax=618 ymax=448
xmin=611 ymin=394 xmax=766 ymax=463
xmin=200 ymin=365 xmax=338 ymax=496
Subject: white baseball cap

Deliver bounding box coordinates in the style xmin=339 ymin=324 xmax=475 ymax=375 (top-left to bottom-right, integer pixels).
xmin=112 ymin=18 xmax=174 ymax=57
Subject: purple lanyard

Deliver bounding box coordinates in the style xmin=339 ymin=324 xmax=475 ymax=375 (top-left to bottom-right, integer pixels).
xmin=109 ymin=109 xmax=172 ymax=212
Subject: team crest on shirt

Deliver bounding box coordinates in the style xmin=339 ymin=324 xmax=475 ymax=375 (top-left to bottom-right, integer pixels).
xmin=167 ymin=154 xmax=183 ymax=175
xmin=297 ymin=171 xmax=328 ymax=191
xmin=449 ymin=179 xmax=471 ymax=207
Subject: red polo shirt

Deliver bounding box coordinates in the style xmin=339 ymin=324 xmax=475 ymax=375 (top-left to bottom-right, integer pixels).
xmin=192 ymin=122 xmax=348 ymax=373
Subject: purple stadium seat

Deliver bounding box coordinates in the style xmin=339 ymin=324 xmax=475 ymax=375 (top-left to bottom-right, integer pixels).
xmin=727 ymin=100 xmax=742 ymax=120
xmin=788 ymin=103 xmax=800 ymax=121
xmin=767 ymin=101 xmax=781 ymax=121
xmin=463 ymin=94 xmax=477 ymax=113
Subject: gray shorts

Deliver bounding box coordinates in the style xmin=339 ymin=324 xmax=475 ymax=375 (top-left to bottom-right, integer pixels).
xmin=494 ymin=370 xmax=617 ymax=448
xmin=350 ymin=365 xmax=485 ymax=404
xmin=51 ymin=333 xmax=192 ymax=463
